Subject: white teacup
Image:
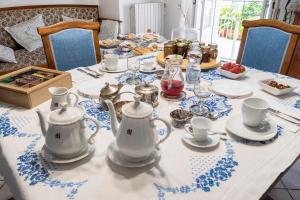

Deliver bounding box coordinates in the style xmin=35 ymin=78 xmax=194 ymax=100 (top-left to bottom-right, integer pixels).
xmin=142 ymin=60 xmax=155 ymax=71
xmin=104 ymin=54 xmax=119 ymax=71
xmin=185 ymin=117 xmax=211 ymax=142
xmin=242 ymin=98 xmax=269 ymax=127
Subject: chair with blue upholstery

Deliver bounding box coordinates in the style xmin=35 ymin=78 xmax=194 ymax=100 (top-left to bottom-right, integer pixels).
xmin=237 ymin=19 xmax=300 ymax=74
xmin=38 ymin=21 xmax=101 ymax=71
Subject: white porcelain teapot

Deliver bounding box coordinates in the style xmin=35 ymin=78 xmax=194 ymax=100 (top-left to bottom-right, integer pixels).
xmin=36 ymin=104 xmax=100 ymax=158
xmin=106 ymin=95 xmax=171 ymax=162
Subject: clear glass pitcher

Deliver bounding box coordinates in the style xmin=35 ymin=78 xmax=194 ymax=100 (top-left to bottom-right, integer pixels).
xmin=161 ymin=55 xmax=185 ymax=97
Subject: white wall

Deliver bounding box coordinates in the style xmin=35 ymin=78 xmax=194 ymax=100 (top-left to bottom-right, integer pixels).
xmin=0 ymin=0 xmax=98 ymax=8
xmin=98 ymin=0 xmax=120 ymax=20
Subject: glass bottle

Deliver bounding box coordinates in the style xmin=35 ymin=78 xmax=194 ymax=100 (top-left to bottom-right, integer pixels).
xmin=161 ymin=55 xmax=185 ymax=97
xmin=186 ymin=49 xmax=202 ymax=84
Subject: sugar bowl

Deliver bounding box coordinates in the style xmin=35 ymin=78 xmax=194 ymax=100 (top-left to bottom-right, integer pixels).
xmin=135 ymin=83 xmax=159 ymax=107
xmin=99 ymin=82 xmax=123 ymax=106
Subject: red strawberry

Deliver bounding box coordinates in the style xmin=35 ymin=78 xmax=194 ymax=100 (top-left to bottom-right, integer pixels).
xmin=230 ymin=66 xmax=242 ymax=74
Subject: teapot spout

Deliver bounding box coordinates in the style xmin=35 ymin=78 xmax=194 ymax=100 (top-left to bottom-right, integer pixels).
xmin=36 ymin=109 xmax=48 ymax=137
xmin=105 ymin=100 xmax=119 ymax=137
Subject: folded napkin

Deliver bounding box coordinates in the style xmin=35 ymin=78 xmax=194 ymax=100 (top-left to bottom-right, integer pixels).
xmin=269 ymin=99 xmax=300 ymax=120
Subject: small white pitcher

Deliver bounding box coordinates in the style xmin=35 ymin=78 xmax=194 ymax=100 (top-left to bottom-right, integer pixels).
xmin=49 ymin=87 xmax=79 ymax=111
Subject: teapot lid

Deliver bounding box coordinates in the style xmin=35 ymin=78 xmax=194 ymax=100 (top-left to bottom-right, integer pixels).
xmin=100 ymin=82 xmax=121 ymax=97
xmin=122 ymin=95 xmax=153 ymax=118
xmin=48 ymin=105 xmax=84 ymax=125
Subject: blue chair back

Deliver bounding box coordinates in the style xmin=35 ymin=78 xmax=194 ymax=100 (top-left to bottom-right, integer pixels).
xmin=48 ymin=28 xmax=97 ymax=71
xmin=240 ymin=27 xmax=291 ymax=73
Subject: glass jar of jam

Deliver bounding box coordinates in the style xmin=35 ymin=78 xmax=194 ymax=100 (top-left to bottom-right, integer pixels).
xmin=176 ymin=42 xmax=188 ymax=58
xmin=201 ymin=46 xmax=211 ymax=63
xmin=164 ymin=42 xmax=176 ymax=58
xmin=209 ymin=43 xmax=218 ymax=59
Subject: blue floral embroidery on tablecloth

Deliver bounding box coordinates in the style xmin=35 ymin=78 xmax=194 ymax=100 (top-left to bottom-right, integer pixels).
xmin=201 ymin=69 xmax=224 ymax=81
xmin=0 ymin=114 xmax=88 ymax=200
xmin=241 ymin=126 xmax=284 ymax=145
xmin=79 ymin=100 xmax=111 ymax=130
xmin=16 ymin=134 xmax=88 ymax=200
xmin=116 ymin=72 xmax=156 ymax=84
xmin=154 ymin=141 xmax=238 ymax=199
xmin=294 ymin=91 xmax=300 ymax=109
xmin=178 ymin=95 xmax=232 ymax=118
xmin=0 ymin=113 xmax=37 ymax=138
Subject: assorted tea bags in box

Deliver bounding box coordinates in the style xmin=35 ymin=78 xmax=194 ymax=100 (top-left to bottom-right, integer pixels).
xmin=1 ymin=69 xmax=57 ymax=88
xmin=0 ymin=66 xmax=72 ymax=108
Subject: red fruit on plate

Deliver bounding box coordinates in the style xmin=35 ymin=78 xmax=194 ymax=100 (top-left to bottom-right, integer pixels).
xmin=230 ymin=66 xmax=242 ymax=74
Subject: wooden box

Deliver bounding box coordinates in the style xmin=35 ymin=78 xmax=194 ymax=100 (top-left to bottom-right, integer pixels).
xmin=0 ymin=66 xmax=72 ymax=108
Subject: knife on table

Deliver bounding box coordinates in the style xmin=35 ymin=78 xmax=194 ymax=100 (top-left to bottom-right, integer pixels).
xmin=77 ymin=68 xmax=98 ymax=78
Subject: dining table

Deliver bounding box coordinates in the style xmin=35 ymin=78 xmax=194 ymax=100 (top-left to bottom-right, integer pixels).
xmin=0 ymin=52 xmax=300 ymax=200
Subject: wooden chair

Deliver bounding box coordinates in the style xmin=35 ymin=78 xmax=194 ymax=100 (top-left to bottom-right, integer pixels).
xmin=99 ymin=17 xmax=122 ymax=40
xmin=38 ymin=21 xmax=101 ymax=71
xmin=237 ymin=19 xmax=300 ymax=74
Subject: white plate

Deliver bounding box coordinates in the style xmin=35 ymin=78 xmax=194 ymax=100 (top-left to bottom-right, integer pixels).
xmin=98 ymin=64 xmax=128 ymax=73
xmin=210 ymin=79 xmax=253 ymax=98
xmin=40 ymin=141 xmax=95 ymax=164
xmin=226 ymin=114 xmax=278 ymax=141
xmin=217 ymin=67 xmax=247 ymax=79
xmin=107 ymin=142 xmax=161 ymax=168
xmin=182 ymin=130 xmax=220 ymax=148
xmin=259 ymin=78 xmax=297 ymax=96
xmin=77 ymin=80 xmax=105 ymax=99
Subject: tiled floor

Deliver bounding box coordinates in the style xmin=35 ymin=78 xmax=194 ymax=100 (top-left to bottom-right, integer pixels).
xmin=264 ymin=157 xmax=300 ymax=200
xmin=1 ymin=158 xmax=300 ymax=200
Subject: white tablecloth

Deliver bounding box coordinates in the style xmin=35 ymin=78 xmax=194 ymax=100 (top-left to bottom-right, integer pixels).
xmin=1 ymin=55 xmax=300 ymax=200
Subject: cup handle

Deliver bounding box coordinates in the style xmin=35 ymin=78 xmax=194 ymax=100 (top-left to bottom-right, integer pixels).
xmin=184 ymin=124 xmax=194 ymax=137
xmin=67 ymin=92 xmax=79 ymax=106
xmin=84 ymin=117 xmax=100 ymax=144
xmin=152 ymin=118 xmax=171 ymax=146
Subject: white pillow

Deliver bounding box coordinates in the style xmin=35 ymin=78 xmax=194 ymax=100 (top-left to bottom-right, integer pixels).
xmin=5 ymin=14 xmax=45 ymax=52
xmin=62 ymin=15 xmax=94 ymax=22
xmin=0 ymin=44 xmax=17 ymax=64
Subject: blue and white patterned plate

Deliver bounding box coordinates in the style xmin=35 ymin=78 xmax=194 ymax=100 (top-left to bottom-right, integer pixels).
xmin=178 ymin=95 xmax=232 ymax=118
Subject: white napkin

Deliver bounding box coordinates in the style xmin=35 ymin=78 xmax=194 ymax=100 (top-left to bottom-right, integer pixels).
xmin=269 ymin=99 xmax=300 ymax=120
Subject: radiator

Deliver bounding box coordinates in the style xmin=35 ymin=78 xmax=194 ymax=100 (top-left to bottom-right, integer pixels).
xmin=131 ymin=3 xmax=164 ymax=35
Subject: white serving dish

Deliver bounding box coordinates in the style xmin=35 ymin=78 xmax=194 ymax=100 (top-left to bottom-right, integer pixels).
xmin=258 ymin=78 xmax=297 ymax=96
xmin=217 ymin=67 xmax=247 ymax=79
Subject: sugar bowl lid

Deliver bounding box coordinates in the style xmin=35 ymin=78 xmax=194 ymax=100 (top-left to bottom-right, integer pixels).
xmin=122 ymin=95 xmax=153 ymax=118
xmin=135 ymin=83 xmax=158 ymax=95
xmin=48 ymin=105 xmax=84 ymax=125
xmin=100 ymin=82 xmax=122 ymax=97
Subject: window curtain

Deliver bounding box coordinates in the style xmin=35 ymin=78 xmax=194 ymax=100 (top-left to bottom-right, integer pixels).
xmin=178 ymin=0 xmax=195 ymax=28
xmin=261 ymin=0 xmax=300 ymax=23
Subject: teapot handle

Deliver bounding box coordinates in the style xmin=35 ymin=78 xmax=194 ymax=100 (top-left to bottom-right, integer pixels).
xmin=152 ymin=118 xmax=171 ymax=146
xmin=83 ymin=117 xmax=100 ymax=144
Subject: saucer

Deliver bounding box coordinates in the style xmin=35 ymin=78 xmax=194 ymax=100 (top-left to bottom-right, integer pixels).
xmin=98 ymin=64 xmax=127 ymax=73
xmin=226 ymin=114 xmax=278 ymax=141
xmin=182 ymin=129 xmax=220 ymax=148
xmin=107 ymin=142 xmax=161 ymax=168
xmin=139 ymin=66 xmax=158 ymax=73
xmin=160 ymin=91 xmax=186 ymax=101
xmin=40 ymin=142 xmax=95 ymax=164
xmin=77 ymin=79 xmax=104 ymax=99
